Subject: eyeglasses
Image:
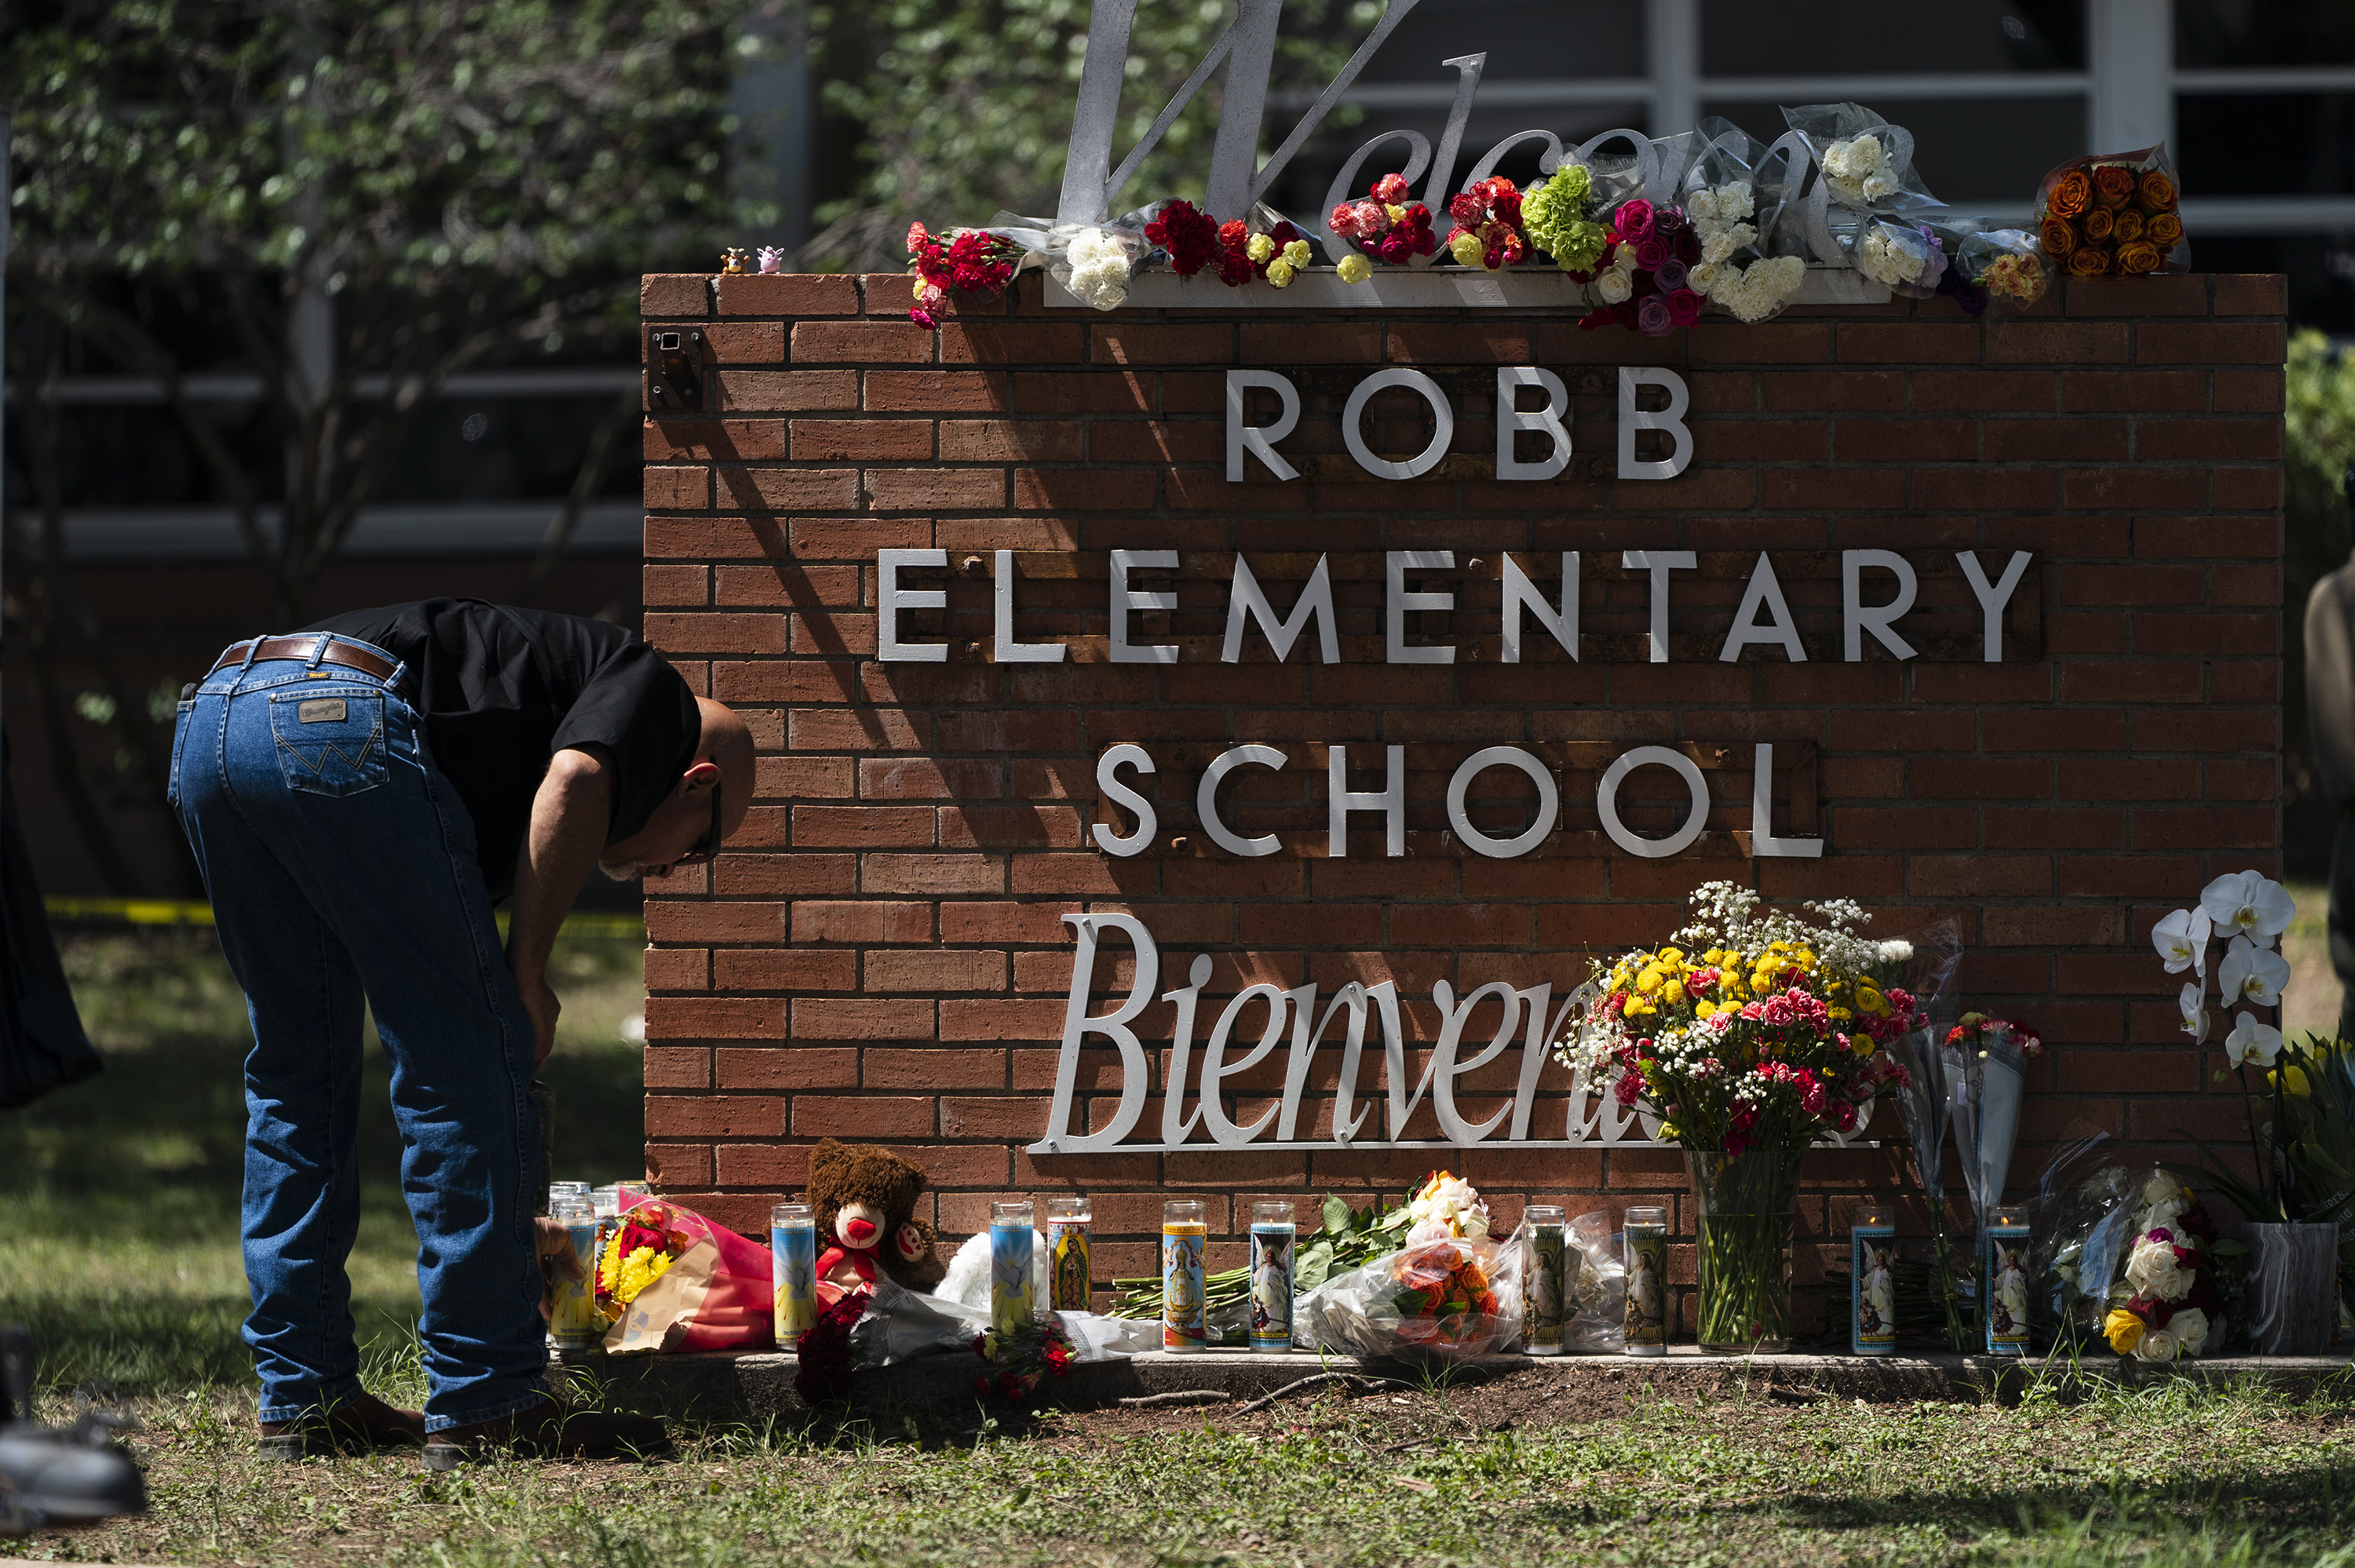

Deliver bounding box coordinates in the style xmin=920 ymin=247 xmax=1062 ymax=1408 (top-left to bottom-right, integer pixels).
xmin=652 ymin=779 xmax=724 ymax=877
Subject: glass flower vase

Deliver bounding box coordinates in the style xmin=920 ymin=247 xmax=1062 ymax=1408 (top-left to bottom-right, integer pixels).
xmin=1686 ymin=1146 xmax=1807 ymax=1354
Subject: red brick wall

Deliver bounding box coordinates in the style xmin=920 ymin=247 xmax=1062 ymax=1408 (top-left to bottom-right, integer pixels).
xmin=638 ymin=268 xmax=2285 ymax=1314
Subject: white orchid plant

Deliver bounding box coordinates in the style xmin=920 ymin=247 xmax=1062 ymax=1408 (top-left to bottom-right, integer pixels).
xmin=2152 ymin=870 xmax=2355 ymax=1230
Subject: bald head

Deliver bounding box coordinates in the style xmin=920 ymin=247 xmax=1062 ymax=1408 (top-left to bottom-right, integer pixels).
xmin=696 ymin=696 xmax=755 ymax=842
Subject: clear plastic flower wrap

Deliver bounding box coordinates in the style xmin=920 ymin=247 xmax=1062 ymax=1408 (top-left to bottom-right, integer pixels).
xmin=2035 ymin=1153 xmax=2232 ymax=1357
xmin=2033 ymin=143 xmax=2186 ymax=279
xmin=1848 ymin=215 xmax=1942 ymax=291
xmin=1958 ymin=228 xmax=2051 ymax=318
xmin=1781 ymin=103 xmax=1944 ymax=215
xmin=1300 ymin=1233 xmax=1523 ymax=1363
xmin=1565 ymin=1210 xmax=1627 ymax=1352
xmin=1675 ymin=118 xmax=1811 ymax=326
xmin=986 ymin=210 xmax=1146 ymax=311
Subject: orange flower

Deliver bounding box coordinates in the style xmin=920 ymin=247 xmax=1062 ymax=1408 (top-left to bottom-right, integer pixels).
xmin=2092 ymin=165 xmax=2135 ymax=209
xmin=2147 ymin=212 xmax=2184 ymax=247
xmin=2067 ymin=245 xmax=2112 ymax=278
xmin=2137 ymin=170 xmax=2178 ymax=213
xmin=2082 ymin=206 xmax=2115 ymax=242
xmin=2116 ymin=241 xmax=2164 ymax=275
xmin=2049 ymin=170 xmax=2092 ymax=217
xmin=2039 ymin=217 xmax=2078 ymax=259
xmin=2112 ymin=208 xmax=2145 ymax=244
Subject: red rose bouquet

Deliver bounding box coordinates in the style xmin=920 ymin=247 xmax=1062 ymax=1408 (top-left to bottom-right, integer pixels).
xmin=1328 ymin=172 xmax=1438 ymax=270
xmin=907 ymin=222 xmax=1023 ymax=330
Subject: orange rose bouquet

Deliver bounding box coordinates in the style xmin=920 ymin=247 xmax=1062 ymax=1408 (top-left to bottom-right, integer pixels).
xmin=2033 ymin=143 xmax=2185 ymax=279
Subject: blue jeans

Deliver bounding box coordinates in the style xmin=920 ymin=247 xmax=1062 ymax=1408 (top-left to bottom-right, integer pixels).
xmin=170 ymin=637 xmax=547 ymax=1432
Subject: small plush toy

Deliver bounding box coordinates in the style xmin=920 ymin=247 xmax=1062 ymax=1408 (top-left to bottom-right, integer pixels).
xmin=756 ymin=245 xmax=785 ymax=275
xmin=720 ymin=246 xmax=750 ymax=275
xmin=804 ymin=1137 xmax=943 ymax=1303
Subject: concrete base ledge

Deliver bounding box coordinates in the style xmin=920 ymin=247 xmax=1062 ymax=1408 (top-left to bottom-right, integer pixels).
xmin=570 ymin=1343 xmax=2355 ymax=1424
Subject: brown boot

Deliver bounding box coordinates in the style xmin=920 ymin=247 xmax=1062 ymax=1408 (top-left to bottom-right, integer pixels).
xmin=421 ymin=1399 xmax=670 ymax=1471
xmin=257 ymin=1391 xmax=428 ymax=1460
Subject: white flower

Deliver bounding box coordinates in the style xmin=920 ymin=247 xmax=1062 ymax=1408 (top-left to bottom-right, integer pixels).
xmin=1406 ymin=1172 xmax=1490 ymax=1242
xmin=1878 ymin=939 xmax=1914 ymax=965
xmin=1687 ymin=188 xmax=1720 ymax=222
xmin=2141 ymin=1173 xmax=2183 ymax=1209
xmin=2200 ymin=870 xmax=2296 ymax=949
xmin=1064 ymin=228 xmax=1133 ymax=311
xmin=2143 ymin=1194 xmax=2189 ymax=1231
xmin=2225 ymin=1010 xmax=2283 ymax=1069
xmin=1824 ymin=135 xmax=1886 ymax=181
xmin=2179 ymin=982 xmax=2208 ymax=1043
xmin=2152 ymin=907 xmax=2213 ymax=975
xmin=1855 ymin=224 xmax=1928 ymax=287
xmin=1594 ymin=269 xmax=1634 ymax=304
xmin=1861 ymin=170 xmax=1899 ymax=201
xmin=2218 ymin=935 xmax=2291 ymax=1008
xmin=2169 ymin=1307 xmax=2211 ymax=1355
xmin=2125 ymin=1237 xmax=2195 ymax=1302
xmin=2134 ymin=1327 xmax=2181 ymax=1362
xmin=1689 ymin=261 xmax=1722 ymax=294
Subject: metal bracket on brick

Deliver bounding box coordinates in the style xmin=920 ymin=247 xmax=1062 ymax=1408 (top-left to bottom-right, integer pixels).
xmin=647 ymin=327 xmax=706 ymax=410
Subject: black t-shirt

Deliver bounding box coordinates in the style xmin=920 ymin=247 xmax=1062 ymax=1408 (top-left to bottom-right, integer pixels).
xmin=298 ymin=600 xmax=698 ymax=899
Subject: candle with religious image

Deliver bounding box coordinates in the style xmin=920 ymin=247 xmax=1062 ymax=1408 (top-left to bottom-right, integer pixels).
xmin=1984 ymin=1205 xmax=2032 ymax=1355
xmin=546 ymin=1196 xmax=604 ymax=1348
xmin=1163 ymin=1198 xmax=1208 ymax=1351
xmin=771 ymin=1202 xmax=816 ymax=1348
xmin=990 ymin=1200 xmax=1037 ymax=1333
xmin=1851 ymin=1205 xmax=1897 ymax=1356
xmin=1523 ymin=1205 xmax=1567 ymax=1355
xmin=1623 ymin=1205 xmax=1668 ymax=1356
xmin=1248 ymin=1201 xmax=1295 ymax=1352
xmin=1047 ymin=1196 xmax=1093 ymax=1312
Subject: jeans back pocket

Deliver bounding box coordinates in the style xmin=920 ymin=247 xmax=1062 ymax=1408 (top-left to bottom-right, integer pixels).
xmin=270 ymin=689 xmax=389 ymax=797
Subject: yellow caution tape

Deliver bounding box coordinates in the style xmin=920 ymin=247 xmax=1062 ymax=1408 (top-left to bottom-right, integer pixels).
xmin=45 ymin=897 xmax=644 ymax=939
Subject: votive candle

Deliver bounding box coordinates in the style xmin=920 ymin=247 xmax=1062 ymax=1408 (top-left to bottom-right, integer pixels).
xmin=1623 ymin=1205 xmax=1669 ymax=1357
xmin=1248 ymin=1201 xmax=1295 ymax=1353
xmin=1851 ymin=1205 xmax=1897 ymax=1356
xmin=990 ymin=1200 xmax=1036 ymax=1333
xmin=771 ymin=1202 xmax=816 ymax=1349
xmin=1047 ymin=1196 xmax=1093 ymax=1312
xmin=1984 ymin=1205 xmax=2032 ymax=1356
xmin=546 ymin=1196 xmax=604 ymax=1349
xmin=1523 ymin=1205 xmax=1567 ymax=1355
xmin=1163 ymin=1198 xmax=1208 ymax=1352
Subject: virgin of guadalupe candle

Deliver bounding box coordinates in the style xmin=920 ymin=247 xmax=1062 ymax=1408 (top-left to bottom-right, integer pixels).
xmin=1248 ymin=1201 xmax=1295 ymax=1352
xmin=1623 ymin=1205 xmax=1668 ymax=1356
xmin=546 ymin=1197 xmax=604 ymax=1347
xmin=1984 ymin=1206 xmax=2032 ymax=1355
xmin=990 ymin=1201 xmax=1036 ymax=1333
xmin=1046 ymin=1197 xmax=1093 ymax=1312
xmin=771 ymin=1203 xmax=816 ymax=1348
xmin=1522 ymin=1205 xmax=1567 ymax=1355
xmin=1163 ymin=1198 xmax=1208 ymax=1351
xmin=1851 ymin=1206 xmax=1897 ymax=1356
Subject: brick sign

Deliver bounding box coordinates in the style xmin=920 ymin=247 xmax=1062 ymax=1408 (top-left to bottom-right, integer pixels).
xmin=638 ymin=269 xmax=2284 ymax=1298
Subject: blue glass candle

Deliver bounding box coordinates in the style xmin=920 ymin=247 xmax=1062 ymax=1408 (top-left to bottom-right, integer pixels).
xmin=991 ymin=1200 xmax=1036 ymax=1333
xmin=1984 ymin=1206 xmax=2032 ymax=1355
xmin=1248 ymin=1201 xmax=1295 ymax=1352
xmin=1851 ymin=1206 xmax=1897 ymax=1356
xmin=772 ymin=1202 xmax=816 ymax=1348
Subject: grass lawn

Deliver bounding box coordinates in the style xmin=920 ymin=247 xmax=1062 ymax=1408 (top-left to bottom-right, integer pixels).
xmin=10 ymin=922 xmax=2355 ymax=1566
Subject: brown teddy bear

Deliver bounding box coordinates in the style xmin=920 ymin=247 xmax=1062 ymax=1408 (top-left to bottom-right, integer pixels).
xmin=804 ymin=1137 xmax=943 ymax=1302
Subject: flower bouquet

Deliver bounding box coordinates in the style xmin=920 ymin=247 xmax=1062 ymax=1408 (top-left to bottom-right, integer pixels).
xmin=1958 ymin=228 xmax=2052 ymax=315
xmin=1142 ymin=198 xmax=1221 ymax=276
xmin=1576 ymin=198 xmax=1709 ymax=337
xmin=973 ymin=1316 xmax=1077 ymax=1402
xmin=594 ymin=1198 xmax=777 ymax=1353
xmin=2044 ymin=1168 xmax=2227 ymax=1360
xmin=1300 ymin=1172 xmax=1523 ymax=1362
xmin=1444 ymin=176 xmax=1531 ymax=272
xmin=1561 ymin=881 xmax=1919 ymax=1351
xmin=1681 ymin=120 xmax=1811 ymax=323
xmin=1521 ymin=162 xmax=1611 ymax=275
xmin=1850 ymin=217 xmax=1949 ymax=297
xmin=2035 ymin=144 xmax=2185 ymax=279
xmin=1213 ymin=213 xmax=1315 ymax=289
xmin=907 ymin=222 xmax=1024 ymax=330
xmin=1564 ymin=1209 xmax=1628 ymax=1353
xmin=1782 ymin=103 xmax=1944 ymax=214
xmin=1329 ymin=172 xmax=1438 ymax=281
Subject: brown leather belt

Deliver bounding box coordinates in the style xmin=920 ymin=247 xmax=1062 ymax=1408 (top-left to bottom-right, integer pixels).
xmin=210 ymin=636 xmax=410 ymax=699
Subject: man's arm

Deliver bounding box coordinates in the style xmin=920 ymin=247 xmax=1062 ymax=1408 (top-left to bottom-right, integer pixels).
xmin=509 ymin=745 xmax=615 ymax=1066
